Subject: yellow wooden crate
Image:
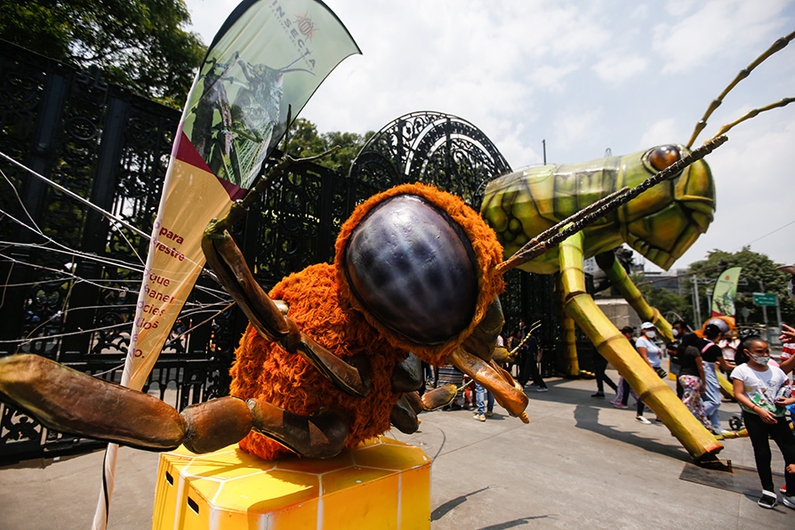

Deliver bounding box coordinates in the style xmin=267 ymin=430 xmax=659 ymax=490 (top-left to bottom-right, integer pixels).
xmin=152 ymin=437 xmax=431 ymax=530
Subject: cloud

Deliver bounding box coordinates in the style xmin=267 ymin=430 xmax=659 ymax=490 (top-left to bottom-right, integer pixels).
xmin=551 ymin=108 xmax=606 ymax=154
xmin=653 ymin=0 xmax=791 ymax=74
xmin=638 ymin=118 xmax=685 ymax=149
xmin=592 ymin=54 xmax=648 ymax=84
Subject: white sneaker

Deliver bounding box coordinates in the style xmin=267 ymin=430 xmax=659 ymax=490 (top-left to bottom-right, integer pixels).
xmin=636 ymin=416 xmax=652 ymax=425
xmin=782 ymin=494 xmax=795 ymax=509
xmin=536 ymin=387 xmax=549 ymax=392
xmin=758 ymin=491 xmax=777 ymax=509
xmin=473 ymin=414 xmax=486 ymax=422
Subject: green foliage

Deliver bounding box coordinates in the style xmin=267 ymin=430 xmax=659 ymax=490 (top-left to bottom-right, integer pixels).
xmin=638 ymin=283 xmax=693 ymax=324
xmin=0 ymin=0 xmax=205 ymax=108
xmin=284 ymin=118 xmax=373 ymax=173
xmin=687 ymin=247 xmax=794 ymax=326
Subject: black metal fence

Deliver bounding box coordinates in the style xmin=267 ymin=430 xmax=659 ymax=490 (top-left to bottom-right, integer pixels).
xmin=0 ymin=41 xmax=565 ymax=464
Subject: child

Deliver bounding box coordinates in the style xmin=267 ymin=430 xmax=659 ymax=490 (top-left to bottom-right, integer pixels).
xmin=731 ymin=335 xmax=795 ymax=509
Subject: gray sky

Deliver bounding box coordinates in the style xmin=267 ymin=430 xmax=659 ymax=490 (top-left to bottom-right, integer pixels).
xmin=184 ymin=0 xmax=795 ymax=272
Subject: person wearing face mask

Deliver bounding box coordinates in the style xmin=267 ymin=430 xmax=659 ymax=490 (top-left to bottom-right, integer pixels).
xmin=700 ymin=324 xmax=734 ymax=436
xmin=668 ymin=320 xmax=691 ymax=398
xmin=731 ymin=335 xmax=795 ymax=510
xmin=637 ymin=322 xmax=664 ymax=375
xmin=634 ymin=322 xmax=664 ymax=424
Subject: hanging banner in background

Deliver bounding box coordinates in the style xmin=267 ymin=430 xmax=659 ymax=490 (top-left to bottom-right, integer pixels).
xmin=711 ymin=267 xmax=742 ymax=317
xmin=124 ymin=0 xmax=361 ymax=390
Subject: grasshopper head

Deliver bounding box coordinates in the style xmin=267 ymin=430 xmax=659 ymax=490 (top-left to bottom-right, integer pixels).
xmin=620 ymin=144 xmax=716 ymax=270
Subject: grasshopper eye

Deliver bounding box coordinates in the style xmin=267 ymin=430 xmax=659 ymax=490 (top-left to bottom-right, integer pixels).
xmin=647 ymin=145 xmax=681 ymax=171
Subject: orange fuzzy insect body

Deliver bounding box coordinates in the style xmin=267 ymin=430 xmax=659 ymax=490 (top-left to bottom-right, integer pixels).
xmin=229 ymin=182 xmax=506 ymax=460
xmin=231 ymin=263 xmax=405 ymax=460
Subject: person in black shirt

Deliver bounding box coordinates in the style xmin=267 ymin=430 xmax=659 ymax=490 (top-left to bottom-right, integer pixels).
xmin=668 ymin=320 xmax=691 ymax=398
xmin=677 ymin=332 xmax=710 ymax=429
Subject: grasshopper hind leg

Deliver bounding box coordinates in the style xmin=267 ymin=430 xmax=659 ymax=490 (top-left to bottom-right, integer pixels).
xmin=559 ymin=235 xmax=723 ymax=462
xmin=594 ymin=250 xmax=673 ymax=342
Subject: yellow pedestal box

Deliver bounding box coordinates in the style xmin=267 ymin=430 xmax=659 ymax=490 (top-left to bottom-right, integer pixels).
xmin=151 ymin=437 xmax=431 ymax=530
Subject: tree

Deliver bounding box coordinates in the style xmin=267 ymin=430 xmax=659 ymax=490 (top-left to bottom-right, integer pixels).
xmin=637 ymin=281 xmax=693 ymax=325
xmin=284 ymin=118 xmax=373 ymax=173
xmin=0 ymin=0 xmax=205 ymax=108
xmin=687 ymin=247 xmax=795 ymax=328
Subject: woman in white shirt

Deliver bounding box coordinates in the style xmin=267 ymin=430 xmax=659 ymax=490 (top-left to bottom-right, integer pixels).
xmin=633 ymin=322 xmax=663 ymax=424
xmin=636 ymin=322 xmax=662 ymax=371
xmin=731 ymin=335 xmax=795 ymax=510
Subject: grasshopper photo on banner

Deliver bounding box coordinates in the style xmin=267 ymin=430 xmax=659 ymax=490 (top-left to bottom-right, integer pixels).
xmin=126 ymin=0 xmax=360 ymax=389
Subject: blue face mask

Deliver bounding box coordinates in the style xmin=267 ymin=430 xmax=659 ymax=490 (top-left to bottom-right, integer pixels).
xmin=752 ymin=355 xmax=770 ymax=366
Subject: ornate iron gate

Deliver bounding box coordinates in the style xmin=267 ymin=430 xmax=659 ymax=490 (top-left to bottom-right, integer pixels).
xmin=0 ymin=41 xmax=560 ymax=463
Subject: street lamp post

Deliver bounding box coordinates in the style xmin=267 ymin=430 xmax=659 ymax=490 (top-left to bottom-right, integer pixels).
xmin=758 ymin=280 xmax=769 ymax=336
xmin=692 ymin=274 xmax=701 ymax=327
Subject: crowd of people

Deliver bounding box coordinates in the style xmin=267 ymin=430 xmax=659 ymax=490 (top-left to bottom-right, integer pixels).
xmin=422 ymin=314 xmax=795 ymax=511
xmin=595 ymin=319 xmax=795 ymax=511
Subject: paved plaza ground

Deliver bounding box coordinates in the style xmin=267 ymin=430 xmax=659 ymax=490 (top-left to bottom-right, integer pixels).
xmin=1 ymin=369 xmax=793 ymax=529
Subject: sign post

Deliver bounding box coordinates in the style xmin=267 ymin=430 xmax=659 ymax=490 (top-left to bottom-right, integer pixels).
xmin=753 ymin=292 xmax=780 ymax=344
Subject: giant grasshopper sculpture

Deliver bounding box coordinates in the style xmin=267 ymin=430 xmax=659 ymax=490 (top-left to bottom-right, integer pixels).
xmin=481 ymin=30 xmax=795 ymax=462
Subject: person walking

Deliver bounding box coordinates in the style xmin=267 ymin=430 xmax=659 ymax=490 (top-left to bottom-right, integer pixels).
xmin=517 ymin=320 xmax=547 ymax=392
xmin=677 ymin=332 xmax=711 ymax=429
xmin=701 ymin=324 xmax=733 ymax=435
xmin=612 ymin=326 xmax=638 ymax=409
xmin=473 ymin=381 xmax=494 ymax=421
xmin=731 ymin=335 xmax=795 ymax=509
xmin=633 ymin=322 xmax=663 ymax=424
xmin=669 ymin=320 xmax=692 ymax=398
xmin=592 ymin=348 xmax=618 ymax=398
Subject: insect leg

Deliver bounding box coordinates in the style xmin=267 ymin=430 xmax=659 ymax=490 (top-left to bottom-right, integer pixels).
xmin=556 ymin=276 xmax=580 ymax=377
xmin=391 ymin=352 xmax=424 ymax=392
xmin=202 ymin=214 xmax=371 ymax=397
xmin=594 ymin=251 xmax=673 ymax=342
xmin=559 ymin=232 xmax=724 ymax=463
xmin=448 ymin=347 xmax=529 ymax=423
xmin=0 ymin=354 xmax=253 ymax=454
xmin=390 ymin=393 xmax=420 ymax=434
xmin=247 ymin=398 xmax=349 ymax=459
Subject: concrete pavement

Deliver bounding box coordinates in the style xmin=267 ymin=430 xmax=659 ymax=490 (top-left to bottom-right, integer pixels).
xmin=1 ymin=370 xmax=792 ymax=529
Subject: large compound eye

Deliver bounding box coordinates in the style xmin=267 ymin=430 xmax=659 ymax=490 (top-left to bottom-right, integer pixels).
xmin=343 ymin=195 xmax=478 ymax=345
xmin=647 ymin=145 xmax=681 ymax=171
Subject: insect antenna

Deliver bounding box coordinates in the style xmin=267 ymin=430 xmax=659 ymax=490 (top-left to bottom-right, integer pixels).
xmin=686 ymin=29 xmax=795 ymax=148
xmin=704 ymin=96 xmax=795 ymax=143
xmin=495 ymin=135 xmax=728 ymax=275
xmin=507 ymin=321 xmax=542 ymax=357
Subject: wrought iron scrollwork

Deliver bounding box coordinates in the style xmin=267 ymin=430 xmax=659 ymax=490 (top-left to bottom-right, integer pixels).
xmin=349 ymin=111 xmax=512 ymax=208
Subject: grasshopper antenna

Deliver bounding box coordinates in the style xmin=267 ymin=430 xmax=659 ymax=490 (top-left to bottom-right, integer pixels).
xmin=508 ymin=321 xmax=542 ymax=357
xmin=686 ymin=30 xmax=795 ymax=148
xmin=704 ymin=97 xmax=795 ymax=143
xmin=496 ymin=135 xmax=728 ymax=274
